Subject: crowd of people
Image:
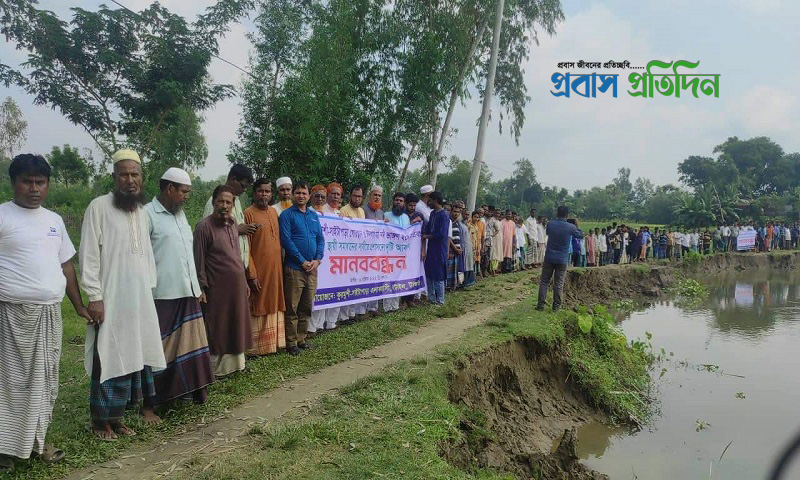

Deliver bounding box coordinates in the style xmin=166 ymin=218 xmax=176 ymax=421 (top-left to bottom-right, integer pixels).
xmin=0 ymin=151 xmax=555 ymax=470
xmin=1 ymin=149 xmax=796 ymax=471
xmin=557 ymin=222 xmax=800 ymax=268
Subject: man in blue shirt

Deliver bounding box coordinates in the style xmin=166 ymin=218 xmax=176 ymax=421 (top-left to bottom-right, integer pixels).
xmin=537 ymin=206 xmax=583 ymax=312
xmin=422 ymin=192 xmax=449 ymax=305
xmin=279 ymin=181 xmax=325 ymax=355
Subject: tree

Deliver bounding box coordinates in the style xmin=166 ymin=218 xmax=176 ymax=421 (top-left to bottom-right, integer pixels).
xmin=48 ymin=144 xmax=91 ymax=186
xmin=631 ymin=177 xmax=655 ymax=205
xmin=612 ymin=167 xmax=632 ymax=196
xmin=0 ymin=96 xmax=27 ymax=160
xmin=0 ymin=1 xmax=247 ymax=173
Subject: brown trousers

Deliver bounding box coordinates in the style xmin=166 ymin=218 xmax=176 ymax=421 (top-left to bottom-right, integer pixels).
xmin=283 ymin=266 xmax=318 ymax=348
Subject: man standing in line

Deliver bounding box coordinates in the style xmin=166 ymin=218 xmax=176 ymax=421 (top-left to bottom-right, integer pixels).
xmin=384 ymin=192 xmax=411 ymax=312
xmin=308 ymin=184 xmax=334 ymax=333
xmin=422 ymin=191 xmax=449 ymax=305
xmin=244 ymin=179 xmax=286 ymax=355
xmin=501 ymin=210 xmax=516 ymax=273
xmin=0 ymin=154 xmax=90 ymax=469
xmin=340 ymin=185 xmax=366 ymax=320
xmin=80 ymin=149 xmax=167 ymax=440
xmin=536 ymin=206 xmax=583 ymax=312
xmin=144 ymin=168 xmax=214 ymax=405
xmin=195 ymin=186 xmax=252 ymax=376
xmin=272 ymin=177 xmax=293 ymax=216
xmin=362 ymin=185 xmax=385 ymax=316
xmin=203 ymin=164 xmax=258 ymax=268
xmin=385 ymin=192 xmax=411 ymax=231
xmin=416 ymin=184 xmax=433 ymax=222
xmin=323 ymin=182 xmax=347 ymax=326
xmin=324 ymin=182 xmax=344 ymax=216
xmin=280 ymin=181 xmax=325 ymax=355
xmin=524 ymin=208 xmax=538 ymax=268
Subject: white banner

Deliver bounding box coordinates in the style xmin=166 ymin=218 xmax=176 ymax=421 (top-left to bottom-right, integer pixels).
xmin=736 ymin=230 xmax=756 ymax=251
xmin=312 ymin=215 xmax=426 ymax=310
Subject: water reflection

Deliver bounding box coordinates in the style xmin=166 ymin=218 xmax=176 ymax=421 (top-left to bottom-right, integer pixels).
xmin=575 ymin=422 xmax=630 ymax=459
xmin=579 ymin=269 xmax=800 ymax=480
xmin=700 ymin=272 xmax=800 ymax=338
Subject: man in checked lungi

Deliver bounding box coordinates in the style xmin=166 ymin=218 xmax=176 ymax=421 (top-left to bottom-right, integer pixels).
xmin=144 ymin=168 xmax=215 ymax=405
xmin=0 ymin=154 xmax=91 ymax=471
xmin=80 ymin=149 xmax=167 ymax=441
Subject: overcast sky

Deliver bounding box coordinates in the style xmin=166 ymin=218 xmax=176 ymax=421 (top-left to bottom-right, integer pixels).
xmin=2 ymin=0 xmax=798 ymax=190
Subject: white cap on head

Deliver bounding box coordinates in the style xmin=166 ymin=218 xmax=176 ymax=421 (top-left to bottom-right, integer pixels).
xmin=370 ymin=184 xmax=383 ymax=194
xmin=420 ymin=184 xmax=433 ymax=194
xmin=161 ymin=167 xmax=191 ymax=186
xmin=276 ymin=176 xmax=292 ymax=188
xmin=112 ymin=148 xmax=141 ymax=164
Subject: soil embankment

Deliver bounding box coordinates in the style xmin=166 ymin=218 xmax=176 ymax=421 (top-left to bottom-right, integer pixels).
xmin=443 ymin=338 xmax=609 ymax=480
xmin=443 ymin=252 xmax=799 ymax=480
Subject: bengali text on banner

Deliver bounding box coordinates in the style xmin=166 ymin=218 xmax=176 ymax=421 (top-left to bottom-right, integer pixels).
xmin=736 ymin=230 xmax=756 ymax=251
xmin=313 ymin=215 xmax=427 ymax=309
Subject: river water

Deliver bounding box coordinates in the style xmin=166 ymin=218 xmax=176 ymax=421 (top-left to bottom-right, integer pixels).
xmin=578 ymin=270 xmax=800 ymax=479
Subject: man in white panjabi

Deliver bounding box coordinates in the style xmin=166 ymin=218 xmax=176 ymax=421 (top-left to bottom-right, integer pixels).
xmin=80 ymin=149 xmax=166 ymax=441
xmin=272 ymin=176 xmax=293 ymax=215
xmin=0 ymin=154 xmax=90 ymax=470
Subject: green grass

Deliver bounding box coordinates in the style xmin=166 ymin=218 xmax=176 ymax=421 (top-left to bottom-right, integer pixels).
xmin=8 ymin=272 xmax=532 ymax=480
xmin=168 ymin=294 xmax=652 ymax=480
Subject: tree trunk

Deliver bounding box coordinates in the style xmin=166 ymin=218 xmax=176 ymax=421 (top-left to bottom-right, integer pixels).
xmin=431 ymin=19 xmax=489 ymax=186
xmin=427 ymin=110 xmax=440 ymax=187
xmin=396 ymin=141 xmax=418 ymax=193
xmin=467 ymin=0 xmax=505 ymax=213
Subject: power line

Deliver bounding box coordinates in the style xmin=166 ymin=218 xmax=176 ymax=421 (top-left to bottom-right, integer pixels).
xmin=109 ymin=0 xmax=255 ymax=80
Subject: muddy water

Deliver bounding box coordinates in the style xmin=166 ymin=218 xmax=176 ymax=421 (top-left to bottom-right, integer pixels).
xmin=579 ymin=270 xmax=800 ymax=479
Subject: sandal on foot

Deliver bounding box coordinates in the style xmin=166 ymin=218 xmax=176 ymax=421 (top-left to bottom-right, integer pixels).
xmin=38 ymin=444 xmax=65 ymax=464
xmin=111 ymin=423 xmax=137 ymax=437
xmin=87 ymin=423 xmax=118 ymax=442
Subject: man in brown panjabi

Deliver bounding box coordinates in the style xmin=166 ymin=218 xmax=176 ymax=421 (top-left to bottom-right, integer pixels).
xmin=244 ymin=178 xmax=286 ymax=355
xmin=194 ymin=185 xmax=251 ymax=376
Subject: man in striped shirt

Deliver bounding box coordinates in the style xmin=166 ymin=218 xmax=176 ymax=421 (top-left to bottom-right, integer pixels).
xmin=0 ymin=155 xmax=90 ymax=471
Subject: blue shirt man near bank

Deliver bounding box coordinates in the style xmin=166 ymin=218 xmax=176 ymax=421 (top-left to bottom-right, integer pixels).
xmin=537 ymin=206 xmax=583 ymax=312
xmin=279 ymin=180 xmax=325 ymax=355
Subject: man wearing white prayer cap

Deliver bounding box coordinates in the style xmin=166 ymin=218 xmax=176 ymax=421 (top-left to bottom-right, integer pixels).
xmin=272 ymin=176 xmax=293 ymax=215
xmin=80 ymin=149 xmax=166 ymax=440
xmin=416 ymin=184 xmax=434 ymax=223
xmin=144 ymin=167 xmax=214 ymax=406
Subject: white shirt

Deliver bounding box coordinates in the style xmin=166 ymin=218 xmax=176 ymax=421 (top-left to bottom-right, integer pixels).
xmin=786 ymin=229 xmax=792 ymax=241
xmin=598 ymin=234 xmax=608 ymax=252
xmin=415 ymin=201 xmax=432 ymax=223
xmin=144 ymin=198 xmax=201 ymax=300
xmin=537 ymin=223 xmax=546 ymax=243
xmin=80 ymin=193 xmax=166 ymax=383
xmin=722 ymin=226 xmax=730 ymax=236
xmin=322 ymin=204 xmax=340 ymax=215
xmin=515 ymin=225 xmax=527 ymax=247
xmin=0 ymin=201 xmax=75 ymax=304
xmin=524 ymin=216 xmax=539 ymax=242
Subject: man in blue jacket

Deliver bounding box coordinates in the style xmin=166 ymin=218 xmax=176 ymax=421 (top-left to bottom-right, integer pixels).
xmin=537 ymin=206 xmax=583 ymax=312
xmin=279 ymin=181 xmax=325 ymax=355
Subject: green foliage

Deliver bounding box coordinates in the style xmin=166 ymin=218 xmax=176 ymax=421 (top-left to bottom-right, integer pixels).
xmin=668 ymin=278 xmax=708 ymax=306
xmin=47 ymin=145 xmax=91 ymax=186
xmin=0 ymin=96 xmax=27 ymax=161
xmin=0 ymin=1 xmax=240 ymax=171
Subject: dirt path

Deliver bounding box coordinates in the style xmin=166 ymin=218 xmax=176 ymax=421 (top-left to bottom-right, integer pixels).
xmin=69 ymin=299 xmax=521 ymax=480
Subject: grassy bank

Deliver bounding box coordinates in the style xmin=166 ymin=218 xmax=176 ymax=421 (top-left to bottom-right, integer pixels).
xmin=8 ymin=273 xmax=531 ymax=480
xmin=168 ymin=292 xmax=653 ymax=479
